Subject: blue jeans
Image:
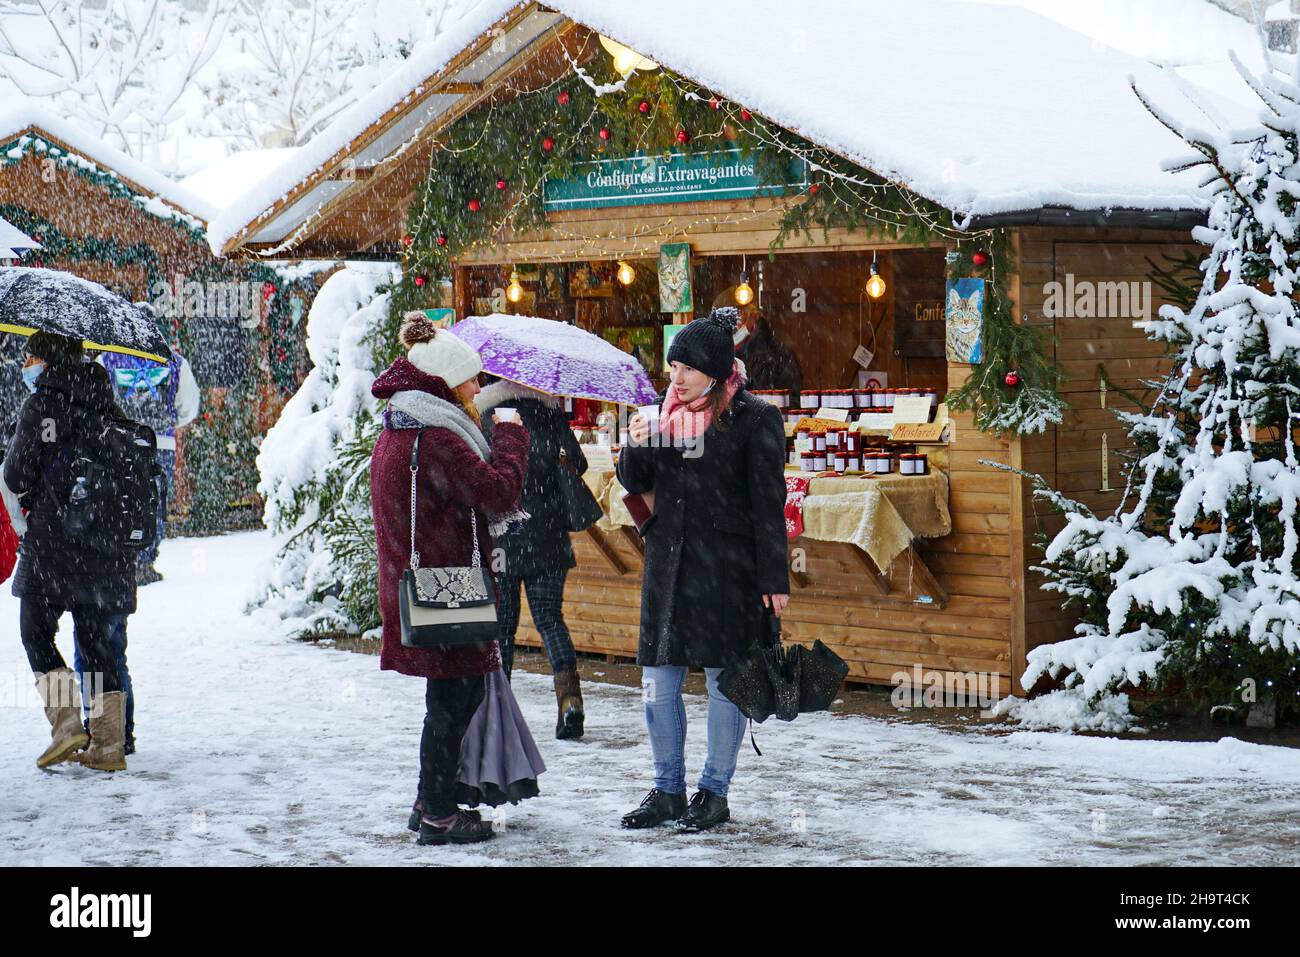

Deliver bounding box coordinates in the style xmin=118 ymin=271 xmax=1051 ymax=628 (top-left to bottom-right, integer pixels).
xmin=139 ymin=447 xmax=175 ymax=567
xmin=641 ymin=666 xmax=748 ymax=797
xmin=75 ymin=614 xmax=132 ymax=739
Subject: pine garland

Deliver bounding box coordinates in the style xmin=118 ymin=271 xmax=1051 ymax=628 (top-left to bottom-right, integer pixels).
xmin=394 ymin=56 xmax=1064 ymax=435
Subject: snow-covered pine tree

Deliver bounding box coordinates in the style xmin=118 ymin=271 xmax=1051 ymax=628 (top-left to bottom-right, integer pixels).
xmin=246 ymin=264 xmax=398 ymax=638
xmin=1018 ymin=53 xmax=1300 ymax=729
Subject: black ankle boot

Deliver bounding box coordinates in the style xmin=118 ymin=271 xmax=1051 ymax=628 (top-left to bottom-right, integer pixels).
xmin=620 ymin=788 xmax=687 ymax=829
xmin=677 ymin=788 xmax=730 ymax=832
xmin=417 ymin=809 xmax=494 ymax=846
xmin=410 ymin=800 xmax=480 ymax=832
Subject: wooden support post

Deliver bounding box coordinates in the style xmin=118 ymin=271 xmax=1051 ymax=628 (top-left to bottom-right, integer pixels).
xmin=617 ymin=524 xmax=645 ymax=558
xmin=902 ymin=545 xmax=948 ymax=609
xmin=848 ymin=544 xmax=893 ymax=598
xmin=585 ymin=526 xmax=628 ymax=575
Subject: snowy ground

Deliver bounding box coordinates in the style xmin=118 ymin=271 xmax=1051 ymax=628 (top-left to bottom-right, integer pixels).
xmin=2 ymin=531 xmax=1299 ymax=866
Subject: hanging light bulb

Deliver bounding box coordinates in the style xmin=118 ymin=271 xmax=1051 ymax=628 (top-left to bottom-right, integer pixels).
xmin=616 ymin=260 xmax=636 ymax=286
xmin=599 ymin=35 xmax=659 ymax=76
xmin=734 ymin=254 xmax=754 ymax=306
xmin=865 ymin=251 xmax=886 ymax=299
xmin=506 ymin=270 xmax=524 ymax=304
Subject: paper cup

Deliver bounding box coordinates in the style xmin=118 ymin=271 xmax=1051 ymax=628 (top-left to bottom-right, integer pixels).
xmin=496 ymin=407 xmax=520 ymax=423
xmin=638 ymin=404 xmax=661 ymax=434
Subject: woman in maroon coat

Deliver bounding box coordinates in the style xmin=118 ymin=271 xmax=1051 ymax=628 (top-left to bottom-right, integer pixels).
xmin=370 ymin=314 xmax=530 ymax=845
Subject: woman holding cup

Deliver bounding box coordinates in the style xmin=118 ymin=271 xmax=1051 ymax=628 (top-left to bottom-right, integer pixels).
xmin=616 ymin=306 xmax=790 ymax=832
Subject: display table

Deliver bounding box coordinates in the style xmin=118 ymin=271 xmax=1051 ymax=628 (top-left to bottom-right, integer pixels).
xmin=580 ymin=465 xmax=950 ymax=582
xmin=797 ymin=471 xmax=951 ymax=573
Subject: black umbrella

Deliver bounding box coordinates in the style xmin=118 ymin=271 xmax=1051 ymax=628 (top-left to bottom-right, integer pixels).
xmin=0 ymin=266 xmax=169 ymax=362
xmin=718 ymin=610 xmax=850 ymax=725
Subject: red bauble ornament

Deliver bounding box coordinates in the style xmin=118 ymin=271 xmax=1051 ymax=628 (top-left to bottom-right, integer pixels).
xmin=808 ymin=183 xmax=820 ymax=195
xmin=401 ymin=234 xmax=413 ymax=246
xmin=638 ymin=99 xmax=650 ymax=114
xmin=739 ymin=108 xmax=752 ymax=121
xmin=1004 ymin=371 xmax=1021 ymax=388
xmin=972 ymin=250 xmax=989 ymax=266
xmin=542 ymin=135 xmax=555 ymax=151
xmin=709 ymin=97 xmax=721 ymax=110
xmin=556 ymin=90 xmax=570 ymax=106
xmin=598 ymin=127 xmax=611 ymax=141
xmin=675 ymin=128 xmax=690 ymax=144
xmin=436 ymin=233 xmax=448 ymax=247
xmin=414 ymin=275 xmax=427 ymax=287
xmin=496 ymin=178 xmax=507 ymax=190
xmin=467 ymin=198 xmax=481 ymax=212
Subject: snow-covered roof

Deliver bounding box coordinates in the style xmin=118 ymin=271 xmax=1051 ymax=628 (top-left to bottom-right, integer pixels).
xmin=213 ymin=0 xmax=1259 ymax=255
xmin=0 ymin=103 xmax=218 ymax=226
xmin=180 ymin=148 xmax=302 ymax=213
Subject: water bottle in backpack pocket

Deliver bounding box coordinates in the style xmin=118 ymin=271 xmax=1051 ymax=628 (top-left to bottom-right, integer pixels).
xmin=61 ymin=415 xmax=162 ymax=554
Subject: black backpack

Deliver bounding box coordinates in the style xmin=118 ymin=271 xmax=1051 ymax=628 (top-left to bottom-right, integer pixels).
xmin=60 ymin=413 xmax=162 ymax=555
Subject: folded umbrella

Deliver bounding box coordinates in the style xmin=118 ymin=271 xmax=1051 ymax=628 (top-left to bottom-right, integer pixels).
xmin=449 ymin=312 xmax=656 ymax=406
xmin=0 ymin=266 xmax=170 ymax=362
xmin=718 ymin=610 xmax=849 ymax=727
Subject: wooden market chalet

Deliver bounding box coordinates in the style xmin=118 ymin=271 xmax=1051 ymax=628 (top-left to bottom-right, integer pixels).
xmin=213 ymin=1 xmax=1219 ymax=694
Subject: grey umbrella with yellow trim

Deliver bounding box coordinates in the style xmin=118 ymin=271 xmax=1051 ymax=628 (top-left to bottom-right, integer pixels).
xmin=0 ymin=266 xmax=169 ymax=362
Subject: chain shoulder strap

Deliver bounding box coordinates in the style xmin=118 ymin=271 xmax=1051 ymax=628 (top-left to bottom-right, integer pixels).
xmin=408 ymin=430 xmax=483 ymax=570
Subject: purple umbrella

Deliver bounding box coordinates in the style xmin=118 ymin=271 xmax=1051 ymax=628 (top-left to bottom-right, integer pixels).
xmin=449 ymin=313 xmax=657 ymax=405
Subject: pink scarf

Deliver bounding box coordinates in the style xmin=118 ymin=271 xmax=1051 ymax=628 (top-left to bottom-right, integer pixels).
xmin=660 ymin=360 xmax=745 ymax=439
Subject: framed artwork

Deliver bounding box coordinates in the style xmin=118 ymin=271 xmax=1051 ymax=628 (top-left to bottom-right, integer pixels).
xmin=945 ymin=278 xmax=985 ymax=364
xmin=569 ymin=260 xmax=615 ymax=298
xmin=540 ymin=263 xmax=568 ymax=303
xmin=662 ymin=323 xmax=688 ymax=368
xmin=474 ymin=296 xmax=498 ymax=316
xmin=604 ymin=325 xmax=659 ymax=377
xmin=574 ymin=298 xmax=605 ymax=332
xmin=658 ymin=242 xmax=692 ymax=313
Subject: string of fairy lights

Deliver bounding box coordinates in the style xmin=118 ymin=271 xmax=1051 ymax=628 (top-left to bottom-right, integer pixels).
xmin=237 ymin=24 xmax=1061 ymax=434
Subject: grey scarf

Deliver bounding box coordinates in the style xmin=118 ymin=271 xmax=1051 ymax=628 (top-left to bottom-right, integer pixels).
xmin=388 ymin=389 xmax=529 ymax=537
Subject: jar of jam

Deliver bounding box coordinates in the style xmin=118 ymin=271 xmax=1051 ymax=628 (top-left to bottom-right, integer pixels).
xmin=826 ymin=429 xmax=840 ymax=449
xmin=884 ymin=389 xmax=897 ymax=409
xmin=915 ymin=453 xmax=928 ymax=475
xmin=899 ymin=454 xmax=916 ymax=475
xmin=812 ymin=451 xmax=826 ymax=471
xmin=800 ymin=390 xmax=821 ymax=409
xmin=813 ymin=430 xmax=827 ymax=452
xmin=801 ymin=451 xmax=817 ymax=472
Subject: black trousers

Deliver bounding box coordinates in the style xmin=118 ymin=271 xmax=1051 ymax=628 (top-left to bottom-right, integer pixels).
xmin=20 ymin=596 xmax=122 ymax=694
xmin=417 ymin=674 xmax=485 ymax=818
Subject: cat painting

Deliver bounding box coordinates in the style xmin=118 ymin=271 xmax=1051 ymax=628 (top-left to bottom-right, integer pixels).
xmin=945 ymin=278 xmax=985 ymax=364
xmin=658 ymin=242 xmax=692 ymax=313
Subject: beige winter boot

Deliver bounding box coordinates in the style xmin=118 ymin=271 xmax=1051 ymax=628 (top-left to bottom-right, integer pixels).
xmin=35 ymin=667 xmax=90 ymax=768
xmin=80 ymin=691 xmax=127 ymax=772
xmin=554 ymin=668 xmax=585 ymax=740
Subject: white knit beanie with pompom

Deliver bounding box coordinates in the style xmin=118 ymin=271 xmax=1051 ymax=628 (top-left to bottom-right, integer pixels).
xmin=399 ymin=311 xmax=482 ymax=388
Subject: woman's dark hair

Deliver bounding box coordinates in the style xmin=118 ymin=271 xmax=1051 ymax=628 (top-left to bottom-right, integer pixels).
xmin=26 ymin=331 xmax=83 ymax=367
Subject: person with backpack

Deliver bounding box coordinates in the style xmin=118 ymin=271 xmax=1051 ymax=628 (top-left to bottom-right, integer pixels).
xmin=100 ymin=345 xmax=199 ymax=585
xmin=5 ymin=331 xmax=158 ymax=772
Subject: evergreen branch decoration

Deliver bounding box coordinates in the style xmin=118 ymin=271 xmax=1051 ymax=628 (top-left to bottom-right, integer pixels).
xmin=393 ymin=53 xmax=1064 ymax=435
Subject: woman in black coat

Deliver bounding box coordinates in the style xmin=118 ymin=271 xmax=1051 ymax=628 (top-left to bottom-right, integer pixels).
xmin=616 ymin=307 xmax=790 ymax=832
xmin=5 ymin=332 xmax=135 ymax=772
xmin=478 ymin=378 xmax=590 ymax=739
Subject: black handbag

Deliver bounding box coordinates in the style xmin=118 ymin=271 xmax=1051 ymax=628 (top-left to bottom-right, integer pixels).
xmin=557 ymin=446 xmax=603 ymax=532
xmin=399 ymin=431 xmax=500 ymax=648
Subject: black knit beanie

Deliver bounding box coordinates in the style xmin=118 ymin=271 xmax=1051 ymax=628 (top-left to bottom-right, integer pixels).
xmin=666 ymin=306 xmax=739 ymax=381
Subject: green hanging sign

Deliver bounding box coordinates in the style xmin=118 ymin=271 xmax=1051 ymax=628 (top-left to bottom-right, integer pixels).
xmin=543 ymin=149 xmax=806 ymax=211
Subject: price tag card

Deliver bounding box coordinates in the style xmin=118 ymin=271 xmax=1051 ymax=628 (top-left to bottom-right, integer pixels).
xmin=891 ymin=395 xmax=932 ymax=424
xmin=585 ymin=445 xmax=615 ymax=471
xmin=857 ymin=412 xmax=894 ymax=430
xmin=853 ymin=344 xmax=875 ymax=368
xmin=815 ymin=407 xmax=851 ymax=422
xmin=889 ymin=421 xmax=946 ymax=443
